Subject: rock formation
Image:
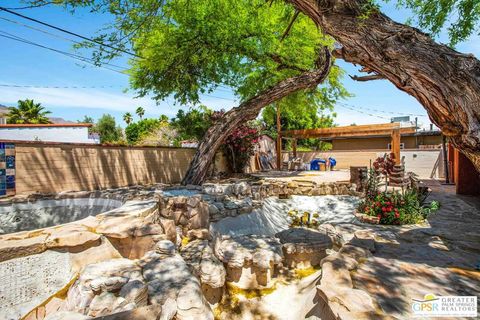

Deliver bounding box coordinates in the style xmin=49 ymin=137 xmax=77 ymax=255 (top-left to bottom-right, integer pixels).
xmin=275 ymin=227 xmax=333 ymax=269
xmin=215 ymin=235 xmax=283 ymax=289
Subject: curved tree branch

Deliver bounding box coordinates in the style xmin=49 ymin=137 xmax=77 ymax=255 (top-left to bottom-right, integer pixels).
xmin=350 ymin=74 xmax=384 ymax=82
xmin=182 ymin=47 xmax=333 ymax=185
xmin=288 ymin=0 xmax=480 ymax=171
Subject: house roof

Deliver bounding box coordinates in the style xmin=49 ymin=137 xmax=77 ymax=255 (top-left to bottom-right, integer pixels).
xmin=0 ymin=123 xmax=92 ymax=128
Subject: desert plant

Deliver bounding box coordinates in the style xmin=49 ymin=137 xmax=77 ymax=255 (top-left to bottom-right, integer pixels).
xmin=373 ymin=153 xmax=396 ymax=191
xmin=365 ymin=168 xmax=380 ymax=200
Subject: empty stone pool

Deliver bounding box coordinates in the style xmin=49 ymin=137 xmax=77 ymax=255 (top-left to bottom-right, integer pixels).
xmin=212 ymin=195 xmax=359 ymax=236
xmin=0 ymin=198 xmax=123 ymax=234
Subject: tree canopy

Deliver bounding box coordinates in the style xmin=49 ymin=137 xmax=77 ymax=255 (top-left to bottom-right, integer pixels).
xmin=96 ymin=114 xmax=123 ymax=143
xmin=170 ymin=105 xmax=214 ymax=142
xmin=386 ymin=0 xmax=480 ymax=46
xmin=52 ymin=0 xmax=343 ymax=107
xmin=125 ymin=118 xmax=161 ymax=144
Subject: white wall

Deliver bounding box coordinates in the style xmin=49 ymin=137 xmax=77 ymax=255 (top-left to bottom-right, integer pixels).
xmin=376 ymin=150 xmax=442 ymax=179
xmin=0 ymin=127 xmax=97 ymax=144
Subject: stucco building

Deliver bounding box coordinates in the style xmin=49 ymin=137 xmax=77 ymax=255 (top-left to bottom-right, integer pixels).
xmin=0 ymin=123 xmax=98 ymax=144
xmin=324 ymin=129 xmax=442 ymax=151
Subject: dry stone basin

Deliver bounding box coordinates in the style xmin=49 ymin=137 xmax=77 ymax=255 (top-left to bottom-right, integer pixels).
xmin=0 ymin=198 xmax=159 ymax=320
xmin=0 ymin=198 xmax=123 ymax=234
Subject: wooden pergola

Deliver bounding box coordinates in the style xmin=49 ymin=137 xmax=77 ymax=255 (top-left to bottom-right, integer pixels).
xmin=277 ymin=123 xmax=415 ymax=169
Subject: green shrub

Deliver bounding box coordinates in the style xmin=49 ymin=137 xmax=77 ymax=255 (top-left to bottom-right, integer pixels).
xmin=97 ymin=114 xmax=123 ymax=143
xmin=125 ymin=118 xmax=161 ymax=144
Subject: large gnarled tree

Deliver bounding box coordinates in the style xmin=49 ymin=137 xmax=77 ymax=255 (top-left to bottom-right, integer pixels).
xmin=286 ymin=0 xmax=480 ymax=170
xmin=44 ymin=0 xmax=344 ymax=183
xmin=34 ymin=0 xmax=480 ymax=178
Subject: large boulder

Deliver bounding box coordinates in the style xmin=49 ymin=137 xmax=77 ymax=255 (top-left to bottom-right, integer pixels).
xmin=64 ymin=259 xmax=145 ymax=317
xmin=180 ymin=240 xmax=226 ymax=304
xmin=275 ymin=227 xmax=333 ymax=269
xmin=45 ymin=225 xmax=101 ymax=249
xmin=215 ymin=235 xmax=283 ymax=289
xmin=139 ymin=240 xmax=213 ymax=320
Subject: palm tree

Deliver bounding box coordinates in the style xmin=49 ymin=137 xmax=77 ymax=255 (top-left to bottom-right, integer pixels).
xmin=136 ymin=106 xmax=145 ymax=120
xmin=123 ymin=112 xmax=133 ymax=125
xmin=7 ymin=99 xmax=51 ymax=124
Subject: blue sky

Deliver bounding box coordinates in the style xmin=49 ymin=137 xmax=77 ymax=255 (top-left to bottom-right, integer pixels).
xmin=0 ymin=1 xmax=479 ymax=128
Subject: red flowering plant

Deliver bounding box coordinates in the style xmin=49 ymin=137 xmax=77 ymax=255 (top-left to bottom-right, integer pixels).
xmin=358 ymin=192 xmax=404 ymax=224
xmin=358 ymin=189 xmax=439 ymax=225
xmin=223 ymin=123 xmax=260 ymax=173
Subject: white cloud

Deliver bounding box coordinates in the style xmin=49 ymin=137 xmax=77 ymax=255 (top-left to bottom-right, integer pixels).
xmin=0 ymin=86 xmax=239 ymax=117
xmin=0 ymin=86 xmax=156 ymax=111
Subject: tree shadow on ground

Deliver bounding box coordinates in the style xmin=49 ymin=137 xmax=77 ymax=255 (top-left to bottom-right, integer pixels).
xmin=349 ymin=180 xmax=480 ymax=318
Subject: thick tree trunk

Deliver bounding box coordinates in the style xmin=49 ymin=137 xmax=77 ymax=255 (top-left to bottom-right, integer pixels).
xmin=182 ymin=48 xmax=332 ymax=185
xmin=288 ymin=0 xmax=480 ymax=171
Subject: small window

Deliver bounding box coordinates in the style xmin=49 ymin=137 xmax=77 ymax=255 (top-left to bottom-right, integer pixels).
xmin=387 ymin=143 xmax=405 ymax=150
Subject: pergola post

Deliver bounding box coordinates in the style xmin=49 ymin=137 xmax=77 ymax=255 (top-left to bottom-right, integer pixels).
xmin=391 ymin=128 xmax=401 ymax=164
xmin=293 ymin=139 xmax=297 ymax=158
xmin=276 ymin=104 xmax=282 ymax=170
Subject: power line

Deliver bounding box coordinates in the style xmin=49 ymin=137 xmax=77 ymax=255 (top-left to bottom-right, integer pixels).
xmin=341 ymin=101 xmax=428 ymax=118
xmin=0 ymin=6 xmax=140 ymax=58
xmin=203 ymin=94 xmax=237 ymax=102
xmin=0 ymin=30 xmax=127 ymax=74
xmin=336 ymin=103 xmax=391 ymax=120
xmin=0 ymin=82 xmax=239 ymax=104
xmin=0 ymin=16 xmax=131 ymax=62
xmin=0 ymin=83 xmax=124 ymax=89
xmin=2 ymin=2 xmax=55 ymax=10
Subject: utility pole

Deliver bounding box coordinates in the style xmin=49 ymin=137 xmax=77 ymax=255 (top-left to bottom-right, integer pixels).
xmin=415 ymin=117 xmax=418 ymax=148
xmin=442 ymin=135 xmax=450 ymax=183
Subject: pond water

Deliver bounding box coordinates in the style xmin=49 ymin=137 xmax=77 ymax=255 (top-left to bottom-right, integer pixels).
xmin=211 ymin=195 xmax=359 ymax=237
xmin=0 ymin=198 xmax=123 ymax=234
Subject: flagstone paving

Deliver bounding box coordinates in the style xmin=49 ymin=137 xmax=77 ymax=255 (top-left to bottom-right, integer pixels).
xmin=351 ymin=181 xmax=480 ymax=319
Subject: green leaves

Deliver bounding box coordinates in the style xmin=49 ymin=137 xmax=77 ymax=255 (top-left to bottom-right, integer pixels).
xmin=96 ymin=114 xmax=123 ymax=143
xmin=386 ymin=0 xmax=480 ymax=46
xmin=170 ymin=105 xmax=214 ymax=141
xmin=57 ymin=0 xmax=336 ymax=104
xmin=125 ymin=117 xmax=161 ymax=143
xmin=7 ymin=99 xmax=51 ymax=124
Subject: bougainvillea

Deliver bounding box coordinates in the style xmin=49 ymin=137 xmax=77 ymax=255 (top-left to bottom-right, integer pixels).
xmin=223 ymin=124 xmax=260 ymax=173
